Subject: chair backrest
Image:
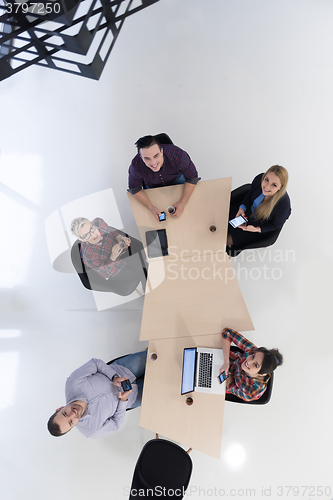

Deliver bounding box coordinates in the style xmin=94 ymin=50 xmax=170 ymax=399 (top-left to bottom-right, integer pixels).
xmin=107 ymin=355 xmax=129 ymax=365
xmin=230 ymin=183 xmax=251 ymax=204
xmin=153 ymin=133 xmax=174 ymax=145
xmin=129 ymin=439 xmax=192 ymax=499
xmin=225 ymin=346 xmax=274 ymax=405
xmin=70 ymin=240 xmax=92 ymax=289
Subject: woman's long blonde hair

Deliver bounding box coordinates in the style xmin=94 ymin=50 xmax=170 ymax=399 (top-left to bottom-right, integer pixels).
xmin=254 ymin=165 xmax=289 ymax=221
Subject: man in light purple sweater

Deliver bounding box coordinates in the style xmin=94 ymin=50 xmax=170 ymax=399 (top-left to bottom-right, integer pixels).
xmin=47 ymin=352 xmax=146 ymax=438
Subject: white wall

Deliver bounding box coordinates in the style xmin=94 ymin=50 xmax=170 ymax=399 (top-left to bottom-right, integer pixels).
xmin=1 ymin=1 xmax=332 ymax=499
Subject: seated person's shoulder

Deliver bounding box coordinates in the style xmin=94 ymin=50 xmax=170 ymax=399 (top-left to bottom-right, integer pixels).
xmin=276 ymin=190 xmax=291 ymax=209
xmin=283 ymin=191 xmax=291 ymax=204
xmin=92 ymin=217 xmax=105 ymax=226
xmin=130 ymin=152 xmax=142 ymax=168
xmin=92 ymin=217 xmax=110 ymax=231
xmin=162 ymin=143 xmax=179 ymax=151
xmin=162 ymin=143 xmax=184 ymax=156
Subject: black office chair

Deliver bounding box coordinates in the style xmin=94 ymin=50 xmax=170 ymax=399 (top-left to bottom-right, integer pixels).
xmin=230 ymin=183 xmax=252 ymax=205
xmin=227 ymin=183 xmax=283 ymax=257
xmin=70 ymin=240 xmax=141 ymax=295
xmin=154 ymin=133 xmax=173 ymax=145
xmin=129 ymin=438 xmax=193 ymax=499
xmin=107 ymin=355 xmax=132 ymax=365
xmin=225 ymin=346 xmax=274 ymax=405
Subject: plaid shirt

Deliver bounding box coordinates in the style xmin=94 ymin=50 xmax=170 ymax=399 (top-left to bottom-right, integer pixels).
xmin=128 ymin=144 xmax=200 ymax=194
xmin=80 ymin=218 xmax=126 ymax=279
xmin=222 ymin=328 xmax=271 ymax=401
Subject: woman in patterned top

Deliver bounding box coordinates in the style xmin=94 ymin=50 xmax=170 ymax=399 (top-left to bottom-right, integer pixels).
xmin=220 ymin=328 xmax=283 ymax=402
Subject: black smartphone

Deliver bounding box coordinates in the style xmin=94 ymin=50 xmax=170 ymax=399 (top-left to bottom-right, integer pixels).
xmin=158 ymin=212 xmax=166 ymax=221
xmin=218 ymin=371 xmax=228 ymax=384
xmin=121 ymin=379 xmax=132 ymax=392
xmin=146 ymin=229 xmax=169 ymax=258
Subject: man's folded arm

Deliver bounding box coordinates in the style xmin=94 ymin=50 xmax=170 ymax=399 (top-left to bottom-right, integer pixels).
xmin=68 ymin=358 xmax=124 ymax=384
xmin=88 ymin=401 xmax=128 ymax=438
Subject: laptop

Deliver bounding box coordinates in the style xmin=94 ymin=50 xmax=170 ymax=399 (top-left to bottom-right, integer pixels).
xmin=181 ymin=347 xmax=225 ymax=395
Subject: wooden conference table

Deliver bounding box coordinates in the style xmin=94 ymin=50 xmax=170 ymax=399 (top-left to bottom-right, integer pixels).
xmin=128 ymin=179 xmax=231 ymax=260
xmin=128 ymin=178 xmax=254 ymax=341
xmin=141 ymin=335 xmax=225 ymax=459
xmin=127 ymin=178 xmax=254 ymax=457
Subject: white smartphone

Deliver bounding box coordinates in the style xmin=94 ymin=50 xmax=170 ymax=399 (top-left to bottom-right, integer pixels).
xmin=229 ymin=214 xmax=247 ymax=228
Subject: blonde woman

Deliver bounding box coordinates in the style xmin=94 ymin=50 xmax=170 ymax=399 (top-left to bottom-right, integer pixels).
xmin=227 ymin=165 xmax=291 ymax=250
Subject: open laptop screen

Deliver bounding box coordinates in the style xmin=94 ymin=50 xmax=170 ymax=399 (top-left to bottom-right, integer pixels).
xmin=181 ymin=348 xmax=196 ymax=395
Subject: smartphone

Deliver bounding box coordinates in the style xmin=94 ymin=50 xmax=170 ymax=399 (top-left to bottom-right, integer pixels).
xmin=218 ymin=371 xmax=228 ymax=384
xmin=146 ymin=229 xmax=169 ymax=258
xmin=158 ymin=212 xmax=166 ymax=221
xmin=229 ymin=214 xmax=247 ymax=228
xmin=121 ymin=379 xmax=132 ymax=392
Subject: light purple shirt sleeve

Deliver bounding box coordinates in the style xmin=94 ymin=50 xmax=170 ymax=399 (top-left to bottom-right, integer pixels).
xmin=66 ymin=358 xmax=138 ymax=438
xmin=86 ymin=399 xmax=128 ymax=438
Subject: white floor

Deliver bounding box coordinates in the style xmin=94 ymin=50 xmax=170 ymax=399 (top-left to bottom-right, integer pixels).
xmin=1 ymin=0 xmax=333 ymax=499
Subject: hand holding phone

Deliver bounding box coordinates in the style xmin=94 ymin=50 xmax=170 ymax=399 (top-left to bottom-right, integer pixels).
xmin=218 ymin=371 xmax=228 ymax=384
xmin=116 ymin=377 xmax=132 ymax=401
xmin=229 ymin=214 xmax=248 ymax=228
xmin=158 ymin=212 xmax=166 ymax=221
xmin=121 ymin=379 xmax=132 ymax=392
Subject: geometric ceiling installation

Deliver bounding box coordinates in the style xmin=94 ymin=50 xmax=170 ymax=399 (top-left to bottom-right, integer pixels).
xmin=0 ymin=0 xmax=159 ymax=80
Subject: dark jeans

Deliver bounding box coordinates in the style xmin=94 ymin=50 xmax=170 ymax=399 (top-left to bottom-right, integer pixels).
xmin=110 ymin=351 xmax=147 ymax=408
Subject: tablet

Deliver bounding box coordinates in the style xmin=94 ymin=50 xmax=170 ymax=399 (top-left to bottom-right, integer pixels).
xmin=145 ymin=229 xmax=169 ymax=258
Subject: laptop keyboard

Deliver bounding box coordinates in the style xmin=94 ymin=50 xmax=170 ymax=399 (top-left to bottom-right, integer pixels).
xmin=198 ymin=352 xmax=213 ymax=388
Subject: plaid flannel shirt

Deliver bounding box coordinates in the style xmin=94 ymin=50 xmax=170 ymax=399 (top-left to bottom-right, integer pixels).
xmin=80 ymin=218 xmax=126 ymax=279
xmin=128 ymin=144 xmax=200 ymax=194
xmin=222 ymin=328 xmax=270 ymax=401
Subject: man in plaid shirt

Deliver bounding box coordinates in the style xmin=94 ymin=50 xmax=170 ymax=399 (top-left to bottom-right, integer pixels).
xmin=71 ymin=217 xmax=147 ymax=295
xmin=220 ymin=328 xmax=283 ymax=401
xmin=128 ymin=135 xmax=200 ymax=221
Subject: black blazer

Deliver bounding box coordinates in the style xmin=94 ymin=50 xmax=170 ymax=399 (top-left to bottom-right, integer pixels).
xmin=241 ymin=173 xmax=291 ymax=233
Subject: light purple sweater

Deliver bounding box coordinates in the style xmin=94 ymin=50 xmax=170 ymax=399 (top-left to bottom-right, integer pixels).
xmin=65 ymin=358 xmax=138 ymax=438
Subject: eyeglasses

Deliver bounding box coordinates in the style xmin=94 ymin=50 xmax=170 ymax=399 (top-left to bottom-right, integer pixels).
xmin=80 ymin=224 xmax=97 ymax=241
